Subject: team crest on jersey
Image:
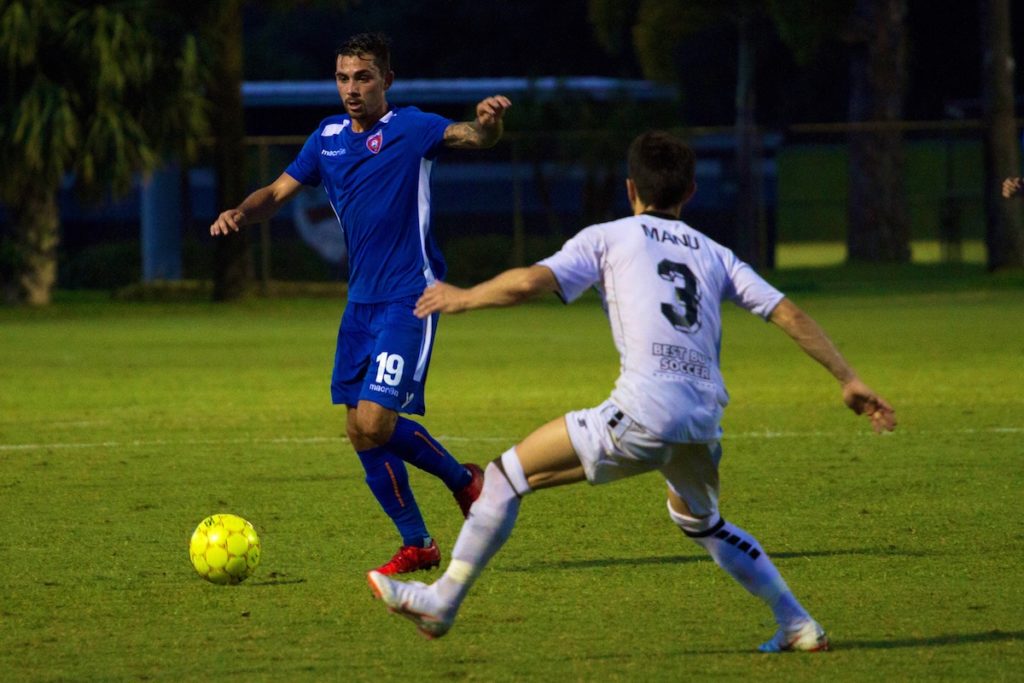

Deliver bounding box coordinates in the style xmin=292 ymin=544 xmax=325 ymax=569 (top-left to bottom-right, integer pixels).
xmin=366 ymin=131 xmax=383 ymax=154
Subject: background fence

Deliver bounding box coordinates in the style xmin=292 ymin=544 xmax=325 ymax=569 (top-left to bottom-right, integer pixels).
xmin=47 ymin=120 xmax=998 ymax=290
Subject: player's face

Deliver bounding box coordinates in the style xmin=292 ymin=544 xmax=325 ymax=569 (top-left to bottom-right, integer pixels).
xmin=335 ymin=54 xmax=392 ymax=130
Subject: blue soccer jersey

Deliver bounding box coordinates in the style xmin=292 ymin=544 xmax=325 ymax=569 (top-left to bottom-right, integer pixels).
xmin=285 ymin=107 xmax=452 ymax=303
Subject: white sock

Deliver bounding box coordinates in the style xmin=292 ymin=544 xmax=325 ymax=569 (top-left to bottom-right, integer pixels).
xmin=669 ymin=505 xmax=811 ymax=630
xmin=434 ymin=455 xmax=527 ymax=610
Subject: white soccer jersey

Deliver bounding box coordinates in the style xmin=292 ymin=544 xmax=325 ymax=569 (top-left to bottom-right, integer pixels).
xmin=538 ymin=212 xmax=785 ymax=442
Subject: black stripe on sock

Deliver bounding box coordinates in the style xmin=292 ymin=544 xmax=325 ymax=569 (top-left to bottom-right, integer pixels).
xmin=682 ymin=516 xmax=725 ymax=538
xmin=493 ymin=459 xmax=524 ymax=499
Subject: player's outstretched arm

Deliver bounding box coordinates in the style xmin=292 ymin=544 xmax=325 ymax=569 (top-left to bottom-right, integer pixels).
xmin=443 ymin=95 xmax=512 ymax=149
xmin=210 ymin=172 xmax=303 ymax=236
xmin=414 ymin=265 xmax=558 ymax=318
xmin=769 ymin=298 xmax=896 ymax=433
xmin=1001 ymin=176 xmax=1024 ymax=199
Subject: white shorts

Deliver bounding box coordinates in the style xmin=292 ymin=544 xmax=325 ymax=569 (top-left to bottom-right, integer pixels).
xmin=564 ymin=399 xmax=722 ymax=519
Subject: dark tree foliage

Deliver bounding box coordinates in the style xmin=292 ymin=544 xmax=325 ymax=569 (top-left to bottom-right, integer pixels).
xmin=0 ymin=1 xmax=208 ymax=305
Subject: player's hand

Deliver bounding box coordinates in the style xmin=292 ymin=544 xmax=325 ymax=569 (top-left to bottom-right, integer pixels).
xmin=475 ymin=95 xmax=511 ymax=130
xmin=210 ymin=209 xmax=247 ymax=236
xmin=415 ymin=281 xmax=469 ymax=318
xmin=1001 ymin=176 xmax=1024 ymax=199
xmin=842 ymin=378 xmax=896 ymax=433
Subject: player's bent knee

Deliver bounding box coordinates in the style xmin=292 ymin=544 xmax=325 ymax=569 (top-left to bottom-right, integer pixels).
xmin=667 ymin=500 xmax=722 ymax=538
xmin=347 ymin=402 xmax=399 ymax=443
xmin=497 ymin=447 xmax=532 ymax=497
xmin=347 ymin=417 xmax=396 ymax=450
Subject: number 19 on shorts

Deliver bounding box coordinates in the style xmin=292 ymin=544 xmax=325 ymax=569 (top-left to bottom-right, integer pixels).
xmin=374 ymin=352 xmax=405 ymax=386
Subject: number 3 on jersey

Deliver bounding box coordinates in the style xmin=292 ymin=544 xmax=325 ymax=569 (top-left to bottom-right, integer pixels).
xmin=374 ymin=352 xmax=405 ymax=386
xmin=658 ymin=259 xmax=701 ymax=333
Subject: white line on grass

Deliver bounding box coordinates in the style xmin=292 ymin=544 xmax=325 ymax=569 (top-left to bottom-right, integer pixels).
xmin=2 ymin=427 xmax=1022 ymax=452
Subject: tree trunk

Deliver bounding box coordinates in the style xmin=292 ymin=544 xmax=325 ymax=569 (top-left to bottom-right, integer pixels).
xmin=846 ymin=0 xmax=911 ymax=263
xmin=734 ymin=4 xmax=766 ymax=268
xmin=4 ymin=187 xmax=60 ymax=306
xmin=509 ymin=137 xmax=526 ymax=267
xmin=210 ymin=0 xmax=252 ymax=301
xmin=980 ymin=0 xmax=1024 ymax=270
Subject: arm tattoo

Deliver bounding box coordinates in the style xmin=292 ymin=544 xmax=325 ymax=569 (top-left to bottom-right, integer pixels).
xmin=444 ymin=120 xmax=502 ymax=149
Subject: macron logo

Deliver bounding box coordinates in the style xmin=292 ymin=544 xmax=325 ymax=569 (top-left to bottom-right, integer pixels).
xmin=321 ymin=149 xmax=346 ymax=157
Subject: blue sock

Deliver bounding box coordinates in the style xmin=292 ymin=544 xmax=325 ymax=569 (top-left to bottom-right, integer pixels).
xmin=357 ymin=446 xmax=429 ymax=547
xmin=386 ymin=417 xmax=472 ymax=492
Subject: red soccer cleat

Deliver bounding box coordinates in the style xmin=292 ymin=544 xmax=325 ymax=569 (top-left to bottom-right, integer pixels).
xmin=373 ymin=540 xmax=441 ymax=575
xmin=367 ymin=570 xmax=454 ymax=639
xmin=453 ymin=463 xmax=484 ymax=517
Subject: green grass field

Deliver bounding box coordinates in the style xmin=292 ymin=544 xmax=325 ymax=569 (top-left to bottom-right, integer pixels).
xmin=2 ymin=265 xmax=1022 ymax=681
xmin=774 ymin=240 xmax=987 ymax=268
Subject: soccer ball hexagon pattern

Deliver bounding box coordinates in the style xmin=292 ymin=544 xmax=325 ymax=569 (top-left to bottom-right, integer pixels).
xmin=189 ymin=514 xmax=261 ymax=585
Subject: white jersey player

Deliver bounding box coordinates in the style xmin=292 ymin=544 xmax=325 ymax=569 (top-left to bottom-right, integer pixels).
xmin=367 ymin=130 xmax=897 ymax=651
xmin=539 ymin=210 xmax=785 ymax=445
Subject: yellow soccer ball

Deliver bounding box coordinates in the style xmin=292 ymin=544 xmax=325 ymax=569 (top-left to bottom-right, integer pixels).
xmin=189 ymin=514 xmax=261 ymax=585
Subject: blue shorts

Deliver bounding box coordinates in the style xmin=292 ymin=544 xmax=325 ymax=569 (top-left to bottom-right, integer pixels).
xmin=331 ymin=295 xmax=439 ymax=415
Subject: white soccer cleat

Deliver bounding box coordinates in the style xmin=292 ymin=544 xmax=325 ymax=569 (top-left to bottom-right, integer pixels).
xmin=758 ymin=619 xmax=830 ymax=653
xmin=367 ymin=570 xmax=454 ymax=639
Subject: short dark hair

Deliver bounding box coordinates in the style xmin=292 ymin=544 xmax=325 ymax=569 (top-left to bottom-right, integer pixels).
xmin=627 ymin=131 xmax=696 ymax=209
xmin=335 ymin=32 xmax=392 ymax=75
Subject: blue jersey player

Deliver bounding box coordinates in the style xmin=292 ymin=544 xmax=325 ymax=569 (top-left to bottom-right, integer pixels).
xmin=210 ymin=32 xmax=511 ymax=574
